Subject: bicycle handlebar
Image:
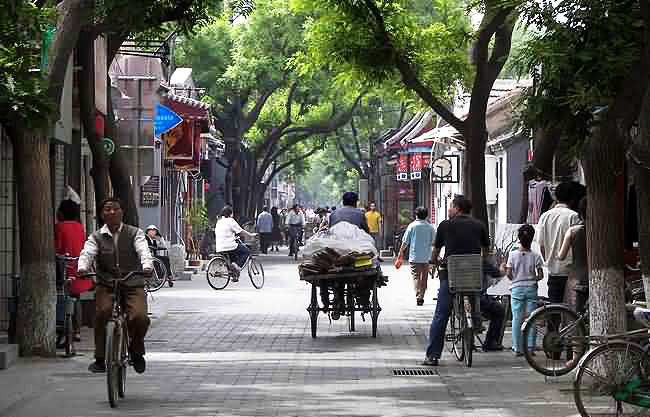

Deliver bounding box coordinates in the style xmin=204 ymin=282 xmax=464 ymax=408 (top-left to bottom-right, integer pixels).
xmin=77 ymin=271 xmax=144 ymax=282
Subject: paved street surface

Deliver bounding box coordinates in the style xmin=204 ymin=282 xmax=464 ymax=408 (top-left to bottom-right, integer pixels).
xmin=0 ymin=252 xmax=580 ymax=417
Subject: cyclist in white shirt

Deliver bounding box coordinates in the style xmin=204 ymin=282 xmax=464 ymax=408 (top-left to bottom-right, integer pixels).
xmin=214 ymin=206 xmax=258 ymax=276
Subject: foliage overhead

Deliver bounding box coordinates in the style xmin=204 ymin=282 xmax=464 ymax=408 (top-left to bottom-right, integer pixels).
xmin=291 ymin=0 xmax=473 ymax=107
xmin=517 ymin=0 xmax=646 ymax=146
xmin=0 ymin=2 xmax=56 ymax=129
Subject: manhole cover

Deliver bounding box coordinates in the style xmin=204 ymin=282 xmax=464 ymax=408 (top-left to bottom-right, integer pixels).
xmin=392 ymin=368 xmax=438 ymax=376
xmin=49 ymin=372 xmax=103 ymax=378
xmin=167 ymin=311 xmax=202 ymax=315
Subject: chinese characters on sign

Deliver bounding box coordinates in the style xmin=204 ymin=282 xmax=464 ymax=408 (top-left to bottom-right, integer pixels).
xmin=397 ymin=154 xmax=409 ymax=181
xmin=140 ymin=176 xmax=160 ymax=207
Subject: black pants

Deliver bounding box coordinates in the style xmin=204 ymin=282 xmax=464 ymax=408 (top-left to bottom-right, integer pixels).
xmin=548 ymin=275 xmax=569 ymax=304
xmin=479 ymin=295 xmax=506 ymax=348
xmin=260 ymin=233 xmax=272 ymax=254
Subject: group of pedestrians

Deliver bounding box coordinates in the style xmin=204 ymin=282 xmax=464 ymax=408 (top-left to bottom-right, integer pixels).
xmin=408 ymin=181 xmax=586 ymax=366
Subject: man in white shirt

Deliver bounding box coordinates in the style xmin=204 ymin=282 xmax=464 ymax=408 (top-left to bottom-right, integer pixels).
xmin=256 ymin=206 xmax=273 ymax=254
xmin=77 ymin=197 xmax=153 ymax=374
xmin=214 ymin=206 xmax=258 ymax=277
xmin=536 ymin=182 xmax=581 ymax=304
xmin=285 ymin=204 xmax=305 ymax=256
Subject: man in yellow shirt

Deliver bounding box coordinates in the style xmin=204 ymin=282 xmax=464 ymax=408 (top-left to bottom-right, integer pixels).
xmin=365 ymin=202 xmax=382 ymax=248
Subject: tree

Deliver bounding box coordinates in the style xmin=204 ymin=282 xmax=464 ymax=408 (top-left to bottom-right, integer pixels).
xmin=179 ymin=0 xmax=363 ymax=218
xmin=75 ymin=0 xmax=224 ymax=226
xmin=0 ymin=0 xmax=90 ymax=356
xmin=294 ymin=0 xmax=520 ymax=226
xmin=519 ymin=0 xmax=650 ymax=335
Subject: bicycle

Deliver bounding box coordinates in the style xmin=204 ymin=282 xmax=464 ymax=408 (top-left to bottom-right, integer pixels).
xmin=56 ymin=255 xmax=79 ymax=357
xmin=206 ymin=240 xmax=264 ymax=290
xmin=81 ymin=271 xmax=143 ymax=408
xmin=521 ymin=294 xmax=590 ymax=377
xmin=144 ymin=249 xmax=171 ymax=292
xmin=445 ymin=254 xmax=483 ymax=368
xmin=572 ymin=308 xmax=650 ymax=417
xmin=288 ymin=224 xmax=303 ymax=261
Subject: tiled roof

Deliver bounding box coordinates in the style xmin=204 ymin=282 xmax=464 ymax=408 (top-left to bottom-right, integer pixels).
xmin=162 ymin=91 xmax=211 ymax=110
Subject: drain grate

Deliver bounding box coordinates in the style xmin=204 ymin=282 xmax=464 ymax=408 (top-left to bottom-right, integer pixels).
xmin=392 ymin=368 xmax=438 ymax=376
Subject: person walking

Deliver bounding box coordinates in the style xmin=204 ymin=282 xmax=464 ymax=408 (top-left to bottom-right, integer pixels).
xmin=365 ymin=202 xmax=383 ymax=248
xmin=504 ymin=224 xmax=544 ymax=356
xmin=270 ymin=206 xmax=282 ymax=252
xmin=398 ymin=206 xmax=435 ymax=306
xmin=536 ymin=182 xmax=580 ymax=304
xmin=256 ymin=206 xmax=273 ymax=254
xmin=77 ymin=197 xmax=153 ymax=374
xmin=422 ymin=196 xmax=490 ymax=366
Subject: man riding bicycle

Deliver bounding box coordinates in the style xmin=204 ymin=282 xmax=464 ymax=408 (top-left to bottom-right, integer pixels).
xmin=422 ymin=196 xmax=490 ymax=366
xmin=77 ymin=197 xmax=153 ymax=374
xmin=286 ymin=204 xmax=305 ymax=257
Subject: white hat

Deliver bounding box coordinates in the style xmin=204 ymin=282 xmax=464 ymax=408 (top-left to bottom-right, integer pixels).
xmin=145 ymin=225 xmax=160 ymax=234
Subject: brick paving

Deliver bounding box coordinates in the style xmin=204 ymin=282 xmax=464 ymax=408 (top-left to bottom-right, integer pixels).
xmin=0 ymin=252 xmax=580 ymax=417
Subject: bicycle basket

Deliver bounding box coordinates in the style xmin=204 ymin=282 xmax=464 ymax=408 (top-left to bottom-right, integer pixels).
xmin=447 ymin=254 xmax=482 ymax=292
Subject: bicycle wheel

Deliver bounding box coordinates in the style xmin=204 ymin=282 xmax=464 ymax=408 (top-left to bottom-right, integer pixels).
xmin=248 ymin=258 xmax=265 ymax=289
xmin=522 ymin=305 xmax=587 ymax=377
xmin=574 ymin=341 xmax=650 ymax=417
xmin=145 ymin=258 xmax=167 ymax=292
xmin=451 ymin=295 xmax=465 ymax=362
xmin=118 ymin=321 xmax=128 ymax=398
xmin=206 ymin=256 xmax=230 ymax=290
xmin=64 ymin=300 xmax=73 ymax=357
xmin=105 ymin=321 xmax=119 ymax=408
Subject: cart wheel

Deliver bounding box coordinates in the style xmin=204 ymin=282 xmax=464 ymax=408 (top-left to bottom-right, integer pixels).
xmin=309 ymin=284 xmax=318 ymax=338
xmin=347 ymin=284 xmax=355 ymax=332
xmin=371 ymin=281 xmax=379 ymax=338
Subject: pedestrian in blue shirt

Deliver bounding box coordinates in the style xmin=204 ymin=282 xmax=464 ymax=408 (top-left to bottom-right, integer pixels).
xmin=398 ymin=207 xmax=435 ymax=306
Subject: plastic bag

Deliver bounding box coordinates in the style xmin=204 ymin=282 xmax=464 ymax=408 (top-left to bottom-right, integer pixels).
xmin=302 ymin=221 xmax=378 ymax=258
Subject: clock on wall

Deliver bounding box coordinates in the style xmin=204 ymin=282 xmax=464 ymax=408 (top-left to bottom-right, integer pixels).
xmin=431 ymin=157 xmax=453 ymax=181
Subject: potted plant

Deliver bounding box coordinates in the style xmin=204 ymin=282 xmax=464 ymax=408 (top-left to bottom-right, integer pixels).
xmin=184 ymin=202 xmax=209 ymax=265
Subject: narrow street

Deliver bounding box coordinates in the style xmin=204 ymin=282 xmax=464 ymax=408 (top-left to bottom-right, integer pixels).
xmin=0 ymin=252 xmax=582 ymax=417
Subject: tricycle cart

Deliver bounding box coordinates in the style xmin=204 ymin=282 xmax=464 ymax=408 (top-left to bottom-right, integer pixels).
xmin=300 ymin=268 xmax=388 ymax=338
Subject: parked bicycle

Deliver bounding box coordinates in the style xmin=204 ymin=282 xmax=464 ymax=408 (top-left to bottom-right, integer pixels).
xmin=521 ymin=291 xmax=590 ymax=377
xmin=572 ymin=307 xmax=650 ymax=417
xmin=56 ymin=254 xmax=79 ymax=357
xmin=80 ymin=271 xmax=143 ymax=408
xmin=206 ymin=239 xmax=264 ymax=290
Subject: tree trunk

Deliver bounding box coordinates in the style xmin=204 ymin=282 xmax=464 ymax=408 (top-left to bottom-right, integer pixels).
xmin=463 ymin=116 xmax=489 ymax=227
xmin=14 ymin=130 xmax=56 ymax=356
xmin=105 ymin=33 xmax=139 ymax=226
xmin=106 ymin=82 xmax=139 ymax=226
xmin=77 ymin=32 xmax=110 ymax=215
xmin=584 ymin=123 xmax=627 ymax=336
xmin=633 ymin=90 xmax=650 ymax=302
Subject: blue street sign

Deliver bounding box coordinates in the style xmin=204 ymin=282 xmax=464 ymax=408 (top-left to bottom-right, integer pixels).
xmin=154 ymin=104 xmax=183 ymax=138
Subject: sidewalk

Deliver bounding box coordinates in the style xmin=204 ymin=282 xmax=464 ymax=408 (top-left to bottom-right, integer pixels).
xmin=0 ymin=253 xmax=580 ymax=417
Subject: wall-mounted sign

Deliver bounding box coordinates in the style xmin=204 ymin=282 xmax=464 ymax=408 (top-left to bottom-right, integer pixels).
xmin=140 ymin=176 xmax=160 ymax=207
xmin=154 ymin=104 xmax=183 ymax=138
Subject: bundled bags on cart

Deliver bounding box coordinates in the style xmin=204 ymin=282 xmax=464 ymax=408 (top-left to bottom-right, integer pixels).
xmin=302 ymin=222 xmax=378 ymax=258
xmin=299 ymin=222 xmax=378 ymax=276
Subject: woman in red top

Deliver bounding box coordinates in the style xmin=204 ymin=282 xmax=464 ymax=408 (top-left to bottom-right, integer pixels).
xmin=55 ymin=199 xmax=88 ymax=343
